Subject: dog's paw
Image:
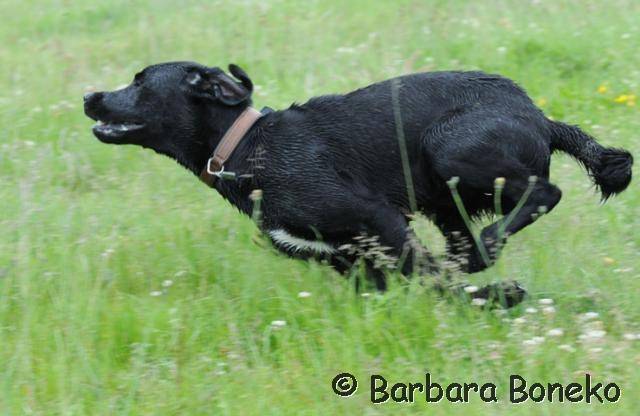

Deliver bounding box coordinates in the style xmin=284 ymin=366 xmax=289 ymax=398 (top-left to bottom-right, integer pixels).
xmin=464 ymin=228 xmax=507 ymax=273
xmin=472 ymin=280 xmax=527 ymax=308
xmin=439 ymin=280 xmax=527 ymax=309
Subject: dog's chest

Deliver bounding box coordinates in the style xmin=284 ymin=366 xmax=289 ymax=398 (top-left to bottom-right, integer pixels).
xmin=268 ymin=229 xmax=336 ymax=255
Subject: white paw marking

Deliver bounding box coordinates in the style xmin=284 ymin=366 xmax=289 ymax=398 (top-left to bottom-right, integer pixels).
xmin=269 ymin=229 xmax=336 ymax=254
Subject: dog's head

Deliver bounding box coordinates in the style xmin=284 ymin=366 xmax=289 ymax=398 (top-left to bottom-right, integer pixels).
xmin=83 ymin=61 xmax=253 ymax=167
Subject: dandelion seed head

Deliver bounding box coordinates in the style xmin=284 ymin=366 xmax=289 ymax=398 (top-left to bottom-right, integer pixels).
xmin=249 ymin=189 xmax=263 ymax=201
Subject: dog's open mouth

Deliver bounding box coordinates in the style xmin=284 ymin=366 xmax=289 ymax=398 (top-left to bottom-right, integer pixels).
xmin=92 ymin=119 xmax=145 ymax=142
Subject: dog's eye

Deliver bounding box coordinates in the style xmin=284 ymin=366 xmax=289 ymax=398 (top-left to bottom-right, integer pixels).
xmin=133 ymin=73 xmax=144 ymax=87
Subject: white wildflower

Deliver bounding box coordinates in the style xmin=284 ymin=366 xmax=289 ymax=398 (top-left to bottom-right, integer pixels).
xmin=523 ymin=337 xmax=544 ymax=347
xmin=464 ymin=285 xmax=479 ymax=294
xmin=471 ymin=298 xmax=487 ymax=306
xmin=336 ymin=47 xmax=356 ymax=54
xmin=270 ymin=320 xmax=287 ymax=329
xmin=298 ymin=291 xmax=312 ymax=298
xmin=583 ymin=312 xmax=599 ymax=320
xmin=547 ymin=328 xmax=564 ymax=337
xmin=558 ymin=344 xmax=575 ymax=352
xmin=583 ymin=330 xmax=606 ymax=340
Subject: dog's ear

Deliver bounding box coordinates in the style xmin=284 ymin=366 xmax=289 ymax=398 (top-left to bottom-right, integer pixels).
xmin=183 ymin=65 xmax=252 ymax=106
xmin=183 ymin=68 xmax=216 ymax=100
xmin=213 ymin=64 xmax=253 ymax=105
xmin=227 ymin=64 xmax=253 ymax=96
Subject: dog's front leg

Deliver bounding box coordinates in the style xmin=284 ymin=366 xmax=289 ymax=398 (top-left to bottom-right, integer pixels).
xmin=357 ymin=204 xmax=440 ymax=284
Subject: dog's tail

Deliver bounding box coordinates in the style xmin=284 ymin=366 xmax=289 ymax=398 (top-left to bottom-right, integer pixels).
xmin=549 ymin=120 xmax=633 ymax=200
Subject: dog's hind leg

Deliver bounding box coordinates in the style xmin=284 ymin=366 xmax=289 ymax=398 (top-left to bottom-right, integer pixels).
xmin=466 ymin=176 xmax=562 ymax=272
xmin=431 ymin=143 xmax=561 ymax=272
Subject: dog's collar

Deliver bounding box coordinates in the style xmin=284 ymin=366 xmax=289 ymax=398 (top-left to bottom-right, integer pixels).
xmin=199 ymin=106 xmax=263 ymax=187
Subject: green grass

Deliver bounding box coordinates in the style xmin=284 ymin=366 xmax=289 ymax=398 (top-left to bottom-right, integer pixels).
xmin=1 ymin=0 xmax=639 ymax=414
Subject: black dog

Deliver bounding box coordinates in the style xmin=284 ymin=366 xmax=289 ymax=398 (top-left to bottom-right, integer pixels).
xmin=84 ymin=62 xmax=633 ymax=305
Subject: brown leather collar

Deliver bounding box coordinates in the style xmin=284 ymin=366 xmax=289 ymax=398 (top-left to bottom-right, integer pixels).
xmin=199 ymin=107 xmax=263 ymax=187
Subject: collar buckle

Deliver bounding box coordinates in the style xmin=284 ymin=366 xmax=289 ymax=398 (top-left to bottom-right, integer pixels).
xmin=199 ymin=107 xmax=262 ymax=187
xmin=206 ymin=157 xmax=223 ymax=177
xmin=206 ymin=158 xmax=236 ymax=180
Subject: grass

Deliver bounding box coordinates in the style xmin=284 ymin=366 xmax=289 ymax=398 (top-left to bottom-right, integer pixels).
xmin=1 ymin=0 xmax=639 ymax=414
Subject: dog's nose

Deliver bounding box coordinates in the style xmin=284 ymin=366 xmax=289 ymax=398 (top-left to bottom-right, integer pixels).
xmin=83 ymin=91 xmax=103 ymax=104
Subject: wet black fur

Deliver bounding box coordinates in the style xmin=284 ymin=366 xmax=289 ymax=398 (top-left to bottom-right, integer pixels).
xmin=84 ymin=62 xmax=633 ymax=294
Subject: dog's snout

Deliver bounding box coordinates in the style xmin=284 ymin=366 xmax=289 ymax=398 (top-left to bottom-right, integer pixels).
xmin=83 ymin=91 xmax=106 ymax=121
xmin=83 ymin=91 xmax=103 ymax=104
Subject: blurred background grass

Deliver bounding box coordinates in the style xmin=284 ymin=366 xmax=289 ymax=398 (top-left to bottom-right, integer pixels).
xmin=0 ymin=0 xmax=638 ymax=414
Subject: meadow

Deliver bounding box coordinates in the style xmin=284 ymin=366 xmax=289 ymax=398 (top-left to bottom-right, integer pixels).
xmin=0 ymin=0 xmax=639 ymax=414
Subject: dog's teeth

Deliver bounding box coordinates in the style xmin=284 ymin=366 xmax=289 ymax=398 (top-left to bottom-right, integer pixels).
xmin=97 ymin=120 xmax=104 ymax=125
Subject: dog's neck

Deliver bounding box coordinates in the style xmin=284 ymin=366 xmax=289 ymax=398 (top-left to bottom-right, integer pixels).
xmin=190 ymin=105 xmax=248 ymax=173
xmin=175 ymin=104 xmax=263 ymax=216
